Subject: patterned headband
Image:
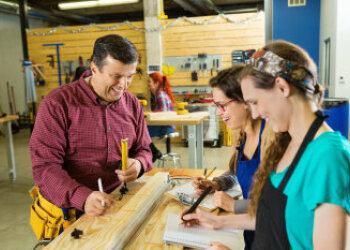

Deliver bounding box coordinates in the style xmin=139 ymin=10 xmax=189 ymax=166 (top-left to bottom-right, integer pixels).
xmin=248 ymin=50 xmax=319 ymax=94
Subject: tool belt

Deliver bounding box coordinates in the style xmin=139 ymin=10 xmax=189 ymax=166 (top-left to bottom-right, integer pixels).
xmin=29 ymin=186 xmax=76 ymax=242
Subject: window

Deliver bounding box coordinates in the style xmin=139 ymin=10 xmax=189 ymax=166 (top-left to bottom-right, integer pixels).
xmin=288 ymin=0 xmax=306 ymax=7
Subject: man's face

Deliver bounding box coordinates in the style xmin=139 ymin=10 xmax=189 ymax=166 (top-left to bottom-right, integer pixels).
xmin=90 ymin=55 xmax=137 ymax=102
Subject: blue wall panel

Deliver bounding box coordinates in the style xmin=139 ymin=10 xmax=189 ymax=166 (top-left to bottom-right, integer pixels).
xmin=273 ymin=0 xmax=321 ymax=67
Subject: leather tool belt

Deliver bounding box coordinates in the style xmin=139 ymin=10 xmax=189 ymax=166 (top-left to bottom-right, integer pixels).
xmin=29 ymin=186 xmax=76 ymax=242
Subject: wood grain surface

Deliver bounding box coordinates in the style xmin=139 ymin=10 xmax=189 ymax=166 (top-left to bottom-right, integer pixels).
xmin=0 ymin=115 xmax=19 ymax=123
xmin=146 ymin=111 xmax=209 ymax=125
xmin=45 ymin=168 xmax=244 ymax=250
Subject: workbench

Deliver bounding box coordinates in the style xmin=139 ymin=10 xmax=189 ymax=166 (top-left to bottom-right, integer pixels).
xmin=45 ymin=168 xmax=244 ymax=249
xmin=0 ymin=115 xmax=19 ymax=181
xmin=146 ymin=111 xmax=209 ymax=169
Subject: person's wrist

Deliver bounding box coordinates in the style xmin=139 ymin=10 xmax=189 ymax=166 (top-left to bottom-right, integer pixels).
xmin=136 ymin=160 xmax=143 ymax=175
xmin=214 ymin=215 xmax=224 ymax=230
xmin=231 ymin=199 xmax=235 ymax=213
xmin=212 ymin=181 xmax=221 ymax=191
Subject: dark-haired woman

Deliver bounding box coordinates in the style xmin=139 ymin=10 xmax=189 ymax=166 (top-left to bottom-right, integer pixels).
xmin=192 ymin=65 xmax=274 ymax=250
xmin=182 ymin=41 xmax=350 ymax=250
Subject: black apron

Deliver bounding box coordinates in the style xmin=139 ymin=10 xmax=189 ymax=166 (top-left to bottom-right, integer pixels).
xmin=237 ymin=120 xmax=265 ymax=250
xmin=252 ymin=111 xmax=327 ymax=249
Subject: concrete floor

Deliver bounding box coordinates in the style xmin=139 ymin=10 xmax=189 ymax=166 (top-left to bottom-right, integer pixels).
xmin=0 ymin=128 xmax=349 ymax=250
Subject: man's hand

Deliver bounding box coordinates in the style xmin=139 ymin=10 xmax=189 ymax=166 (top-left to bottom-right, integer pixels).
xmin=213 ymin=191 xmax=234 ymax=212
xmin=84 ymin=191 xmax=114 ymax=216
xmin=115 ymin=158 xmax=142 ymax=183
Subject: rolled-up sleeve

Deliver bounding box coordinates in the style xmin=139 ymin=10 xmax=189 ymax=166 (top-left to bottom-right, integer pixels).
xmin=213 ymin=170 xmax=238 ymax=191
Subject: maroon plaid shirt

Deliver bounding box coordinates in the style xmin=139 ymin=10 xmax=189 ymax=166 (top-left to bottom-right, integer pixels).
xmin=30 ymin=71 xmax=152 ymax=211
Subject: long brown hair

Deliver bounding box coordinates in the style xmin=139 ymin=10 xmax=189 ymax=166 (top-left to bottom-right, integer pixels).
xmin=242 ymin=41 xmax=324 ymax=215
xmin=210 ymin=64 xmax=250 ymax=174
xmin=149 ymin=72 xmax=176 ymax=103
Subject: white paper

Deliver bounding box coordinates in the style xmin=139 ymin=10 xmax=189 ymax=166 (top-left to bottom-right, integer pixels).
xmin=163 ymin=213 xmax=241 ymax=249
xmin=167 ymin=181 xmax=242 ymax=210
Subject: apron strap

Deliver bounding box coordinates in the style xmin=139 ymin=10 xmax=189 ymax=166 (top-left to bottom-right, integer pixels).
xmin=257 ymin=119 xmax=266 ymax=161
xmin=238 ymin=119 xmax=266 ymax=161
xmin=278 ymin=111 xmax=328 ymax=191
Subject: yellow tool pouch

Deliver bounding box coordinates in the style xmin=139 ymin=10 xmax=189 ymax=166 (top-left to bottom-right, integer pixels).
xmin=29 ymin=186 xmax=76 ymax=242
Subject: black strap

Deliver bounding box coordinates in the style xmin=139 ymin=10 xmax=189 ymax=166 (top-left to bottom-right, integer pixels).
xmin=278 ymin=111 xmax=328 ymax=191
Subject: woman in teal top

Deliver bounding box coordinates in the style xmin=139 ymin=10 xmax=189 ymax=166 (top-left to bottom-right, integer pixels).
xmin=181 ymin=41 xmax=349 ymax=250
xmin=270 ymin=131 xmax=350 ymax=249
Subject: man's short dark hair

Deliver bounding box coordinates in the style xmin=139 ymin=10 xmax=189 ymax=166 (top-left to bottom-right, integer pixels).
xmin=91 ymin=34 xmax=139 ymax=70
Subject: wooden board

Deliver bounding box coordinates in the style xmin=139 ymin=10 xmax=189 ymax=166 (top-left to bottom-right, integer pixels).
xmin=0 ymin=115 xmax=19 ymax=123
xmin=44 ymin=168 xmax=244 ymax=249
xmin=27 ymin=13 xmax=264 ymax=101
xmin=27 ymin=13 xmax=264 ymax=142
xmin=46 ymin=172 xmax=169 ymax=249
xmin=146 ymin=111 xmax=209 ymax=125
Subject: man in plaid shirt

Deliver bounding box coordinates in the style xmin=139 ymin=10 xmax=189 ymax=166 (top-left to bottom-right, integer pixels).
xmin=30 ymin=35 xmax=152 ymax=217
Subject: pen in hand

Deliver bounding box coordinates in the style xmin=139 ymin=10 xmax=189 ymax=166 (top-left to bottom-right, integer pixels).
xmin=182 ymin=186 xmax=213 ymax=221
xmin=97 ymin=178 xmax=105 ymax=207
xmin=203 ymin=168 xmax=207 ymax=178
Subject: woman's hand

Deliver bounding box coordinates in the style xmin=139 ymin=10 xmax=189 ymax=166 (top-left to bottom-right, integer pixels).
xmin=205 ymin=241 xmax=231 ymax=250
xmin=180 ymin=207 xmax=221 ymax=230
xmin=213 ymin=191 xmax=234 ymax=212
xmin=192 ymin=177 xmax=220 ymax=194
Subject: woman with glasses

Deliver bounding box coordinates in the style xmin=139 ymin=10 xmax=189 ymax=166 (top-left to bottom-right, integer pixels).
xmin=192 ymin=65 xmax=275 ymax=250
xmin=183 ymin=41 xmax=349 ymax=250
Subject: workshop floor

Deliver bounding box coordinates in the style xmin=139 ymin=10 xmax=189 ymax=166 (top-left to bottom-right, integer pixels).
xmin=0 ymin=128 xmax=235 ymax=250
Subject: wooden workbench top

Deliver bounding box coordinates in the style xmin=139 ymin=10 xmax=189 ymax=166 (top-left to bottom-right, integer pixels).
xmin=45 ymin=168 xmax=243 ymax=250
xmin=0 ymin=115 xmax=19 ymax=123
xmin=146 ymin=111 xmax=209 ymax=125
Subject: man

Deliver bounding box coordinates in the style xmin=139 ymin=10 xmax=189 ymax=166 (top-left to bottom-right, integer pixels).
xmin=30 ymin=35 xmax=152 ymax=219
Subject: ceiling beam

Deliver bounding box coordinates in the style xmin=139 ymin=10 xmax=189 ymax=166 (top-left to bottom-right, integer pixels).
xmin=190 ymin=0 xmax=220 ymax=14
xmin=217 ymin=2 xmax=263 ymax=14
xmin=172 ymin=0 xmax=202 ymax=15
xmin=27 ymin=2 xmax=96 ymax=24
xmin=172 ymin=0 xmax=219 ymax=15
xmin=0 ymin=0 xmax=96 ymax=24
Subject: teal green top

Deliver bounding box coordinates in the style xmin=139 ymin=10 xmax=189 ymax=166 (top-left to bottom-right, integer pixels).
xmin=270 ymin=132 xmax=350 ymax=250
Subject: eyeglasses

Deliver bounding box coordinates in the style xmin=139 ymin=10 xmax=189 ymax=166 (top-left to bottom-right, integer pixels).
xmin=213 ymin=99 xmax=235 ymax=112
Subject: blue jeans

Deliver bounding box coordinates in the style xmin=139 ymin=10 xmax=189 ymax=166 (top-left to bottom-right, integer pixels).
xmin=147 ymin=125 xmax=174 ymax=137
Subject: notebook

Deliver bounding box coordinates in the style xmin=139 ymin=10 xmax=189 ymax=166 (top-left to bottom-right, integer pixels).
xmin=163 ymin=213 xmax=241 ymax=249
xmin=167 ymin=181 xmax=242 ymax=211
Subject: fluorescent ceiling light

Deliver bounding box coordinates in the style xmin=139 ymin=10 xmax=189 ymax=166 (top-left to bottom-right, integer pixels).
xmin=58 ymin=0 xmax=138 ymax=10
xmin=0 ymin=1 xmax=32 ymax=10
xmin=0 ymin=1 xmax=18 ymax=8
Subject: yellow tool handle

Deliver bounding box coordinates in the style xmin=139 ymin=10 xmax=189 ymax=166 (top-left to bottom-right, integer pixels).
xmin=204 ymin=166 xmax=216 ymax=180
xmin=139 ymin=99 xmax=147 ymax=106
xmin=121 ymin=139 xmax=128 ymax=171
